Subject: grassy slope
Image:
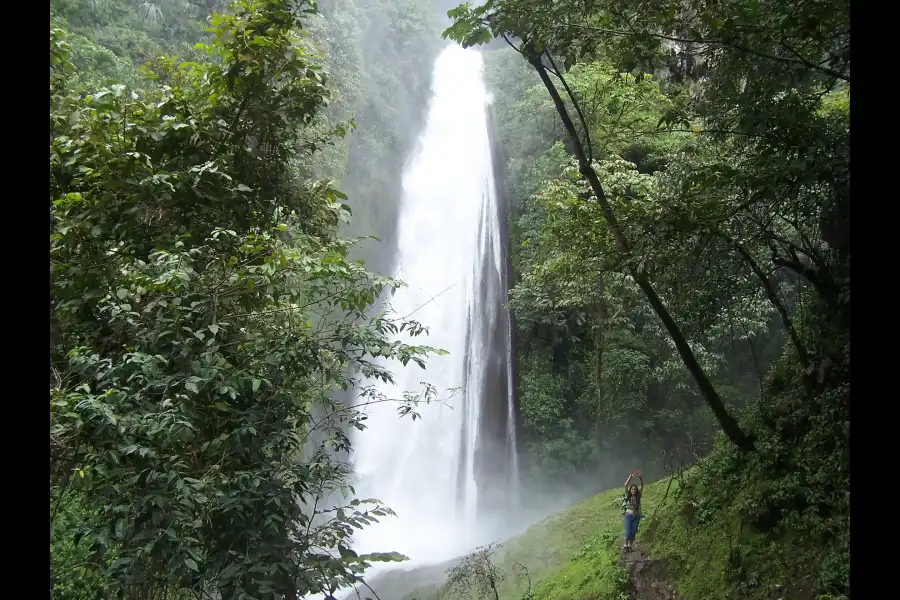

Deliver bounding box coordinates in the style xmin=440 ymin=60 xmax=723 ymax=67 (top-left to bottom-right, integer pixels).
xmin=396 ymin=479 xmax=670 ymax=600
xmin=390 ymin=470 xmax=830 ymax=600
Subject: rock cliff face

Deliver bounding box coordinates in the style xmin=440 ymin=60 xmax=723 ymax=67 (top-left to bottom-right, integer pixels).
xmin=468 ymin=104 xmax=519 ymax=522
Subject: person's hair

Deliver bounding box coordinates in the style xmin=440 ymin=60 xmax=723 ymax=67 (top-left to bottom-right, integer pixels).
xmin=628 ymin=484 xmax=640 ymax=497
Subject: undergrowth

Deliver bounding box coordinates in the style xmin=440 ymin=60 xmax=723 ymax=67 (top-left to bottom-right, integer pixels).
xmin=644 ymin=324 xmax=850 ymax=600
xmin=530 ymin=532 xmax=628 ymax=600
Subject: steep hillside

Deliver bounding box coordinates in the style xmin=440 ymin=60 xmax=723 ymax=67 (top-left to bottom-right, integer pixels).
xmin=367 ymin=443 xmax=846 ymax=600
xmin=366 ymin=480 xmax=668 ymax=600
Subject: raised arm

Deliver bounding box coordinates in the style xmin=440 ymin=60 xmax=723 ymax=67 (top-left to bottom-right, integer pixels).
xmin=637 ymin=471 xmax=644 ymax=494
xmin=624 ymin=471 xmax=634 ymax=490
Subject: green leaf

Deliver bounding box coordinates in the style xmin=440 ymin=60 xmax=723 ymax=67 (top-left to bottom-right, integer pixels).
xmin=359 ymin=551 xmax=410 ymax=563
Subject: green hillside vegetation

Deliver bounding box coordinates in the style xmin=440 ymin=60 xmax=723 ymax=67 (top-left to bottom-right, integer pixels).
xmin=388 ymin=335 xmax=847 ymax=599
xmin=397 ymin=406 xmax=847 ymax=600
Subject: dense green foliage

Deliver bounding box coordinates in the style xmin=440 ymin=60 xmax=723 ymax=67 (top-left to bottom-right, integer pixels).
xmin=49 ymin=0 xmax=441 ymax=275
xmin=49 ymin=0 xmax=850 ymax=597
xmin=49 ymin=1 xmax=442 ymax=598
xmin=446 ymin=0 xmax=849 ymax=597
xmin=50 ymin=0 xmax=214 ymax=89
xmin=485 ymin=51 xmax=777 ymax=486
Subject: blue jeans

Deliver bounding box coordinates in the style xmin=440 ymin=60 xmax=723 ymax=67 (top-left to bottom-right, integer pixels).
xmin=624 ymin=513 xmax=641 ymax=541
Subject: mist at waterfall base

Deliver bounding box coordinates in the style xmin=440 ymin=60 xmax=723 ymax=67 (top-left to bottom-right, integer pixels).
xmin=346 ymin=44 xmax=519 ymax=575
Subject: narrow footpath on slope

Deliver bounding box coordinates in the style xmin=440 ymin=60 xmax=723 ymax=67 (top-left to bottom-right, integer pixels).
xmin=620 ymin=544 xmax=681 ymax=600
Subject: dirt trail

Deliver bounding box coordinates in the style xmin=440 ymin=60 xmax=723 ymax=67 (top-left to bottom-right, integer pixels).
xmin=619 ymin=545 xmax=680 ymax=600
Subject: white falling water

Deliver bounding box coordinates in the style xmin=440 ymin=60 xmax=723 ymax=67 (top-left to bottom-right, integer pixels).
xmin=349 ymin=44 xmax=515 ymax=568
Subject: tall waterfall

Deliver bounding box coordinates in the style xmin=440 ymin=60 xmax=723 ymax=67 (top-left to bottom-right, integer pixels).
xmin=350 ymin=44 xmax=518 ymax=566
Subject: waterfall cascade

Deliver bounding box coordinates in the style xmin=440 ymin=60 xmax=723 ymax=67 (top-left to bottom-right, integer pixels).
xmin=349 ymin=44 xmax=518 ymax=567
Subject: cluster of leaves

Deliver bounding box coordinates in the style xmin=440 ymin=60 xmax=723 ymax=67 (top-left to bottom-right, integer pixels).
xmin=50 ymin=2 xmax=445 ymax=598
xmin=50 ymin=0 xmax=220 ymax=89
xmin=50 ymin=0 xmax=442 ymax=279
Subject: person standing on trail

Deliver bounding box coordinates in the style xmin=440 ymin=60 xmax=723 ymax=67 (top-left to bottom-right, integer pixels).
xmin=622 ymin=470 xmax=643 ymax=552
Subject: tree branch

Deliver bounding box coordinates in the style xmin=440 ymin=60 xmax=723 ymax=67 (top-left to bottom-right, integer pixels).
xmin=544 ymin=53 xmax=594 ymax=162
xmin=563 ymin=23 xmax=850 ymax=82
xmin=772 ymin=256 xmax=828 ymax=293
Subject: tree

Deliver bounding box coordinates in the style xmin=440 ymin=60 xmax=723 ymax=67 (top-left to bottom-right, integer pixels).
xmin=444 ymin=543 xmax=505 ymax=600
xmin=50 ymin=2 xmax=445 ymax=598
xmin=444 ymin=0 xmax=755 ymax=452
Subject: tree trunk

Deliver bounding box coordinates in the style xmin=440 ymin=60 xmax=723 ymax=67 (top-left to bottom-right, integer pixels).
xmin=527 ymin=51 xmax=755 ymax=452
xmin=747 ymin=337 xmax=764 ymax=395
